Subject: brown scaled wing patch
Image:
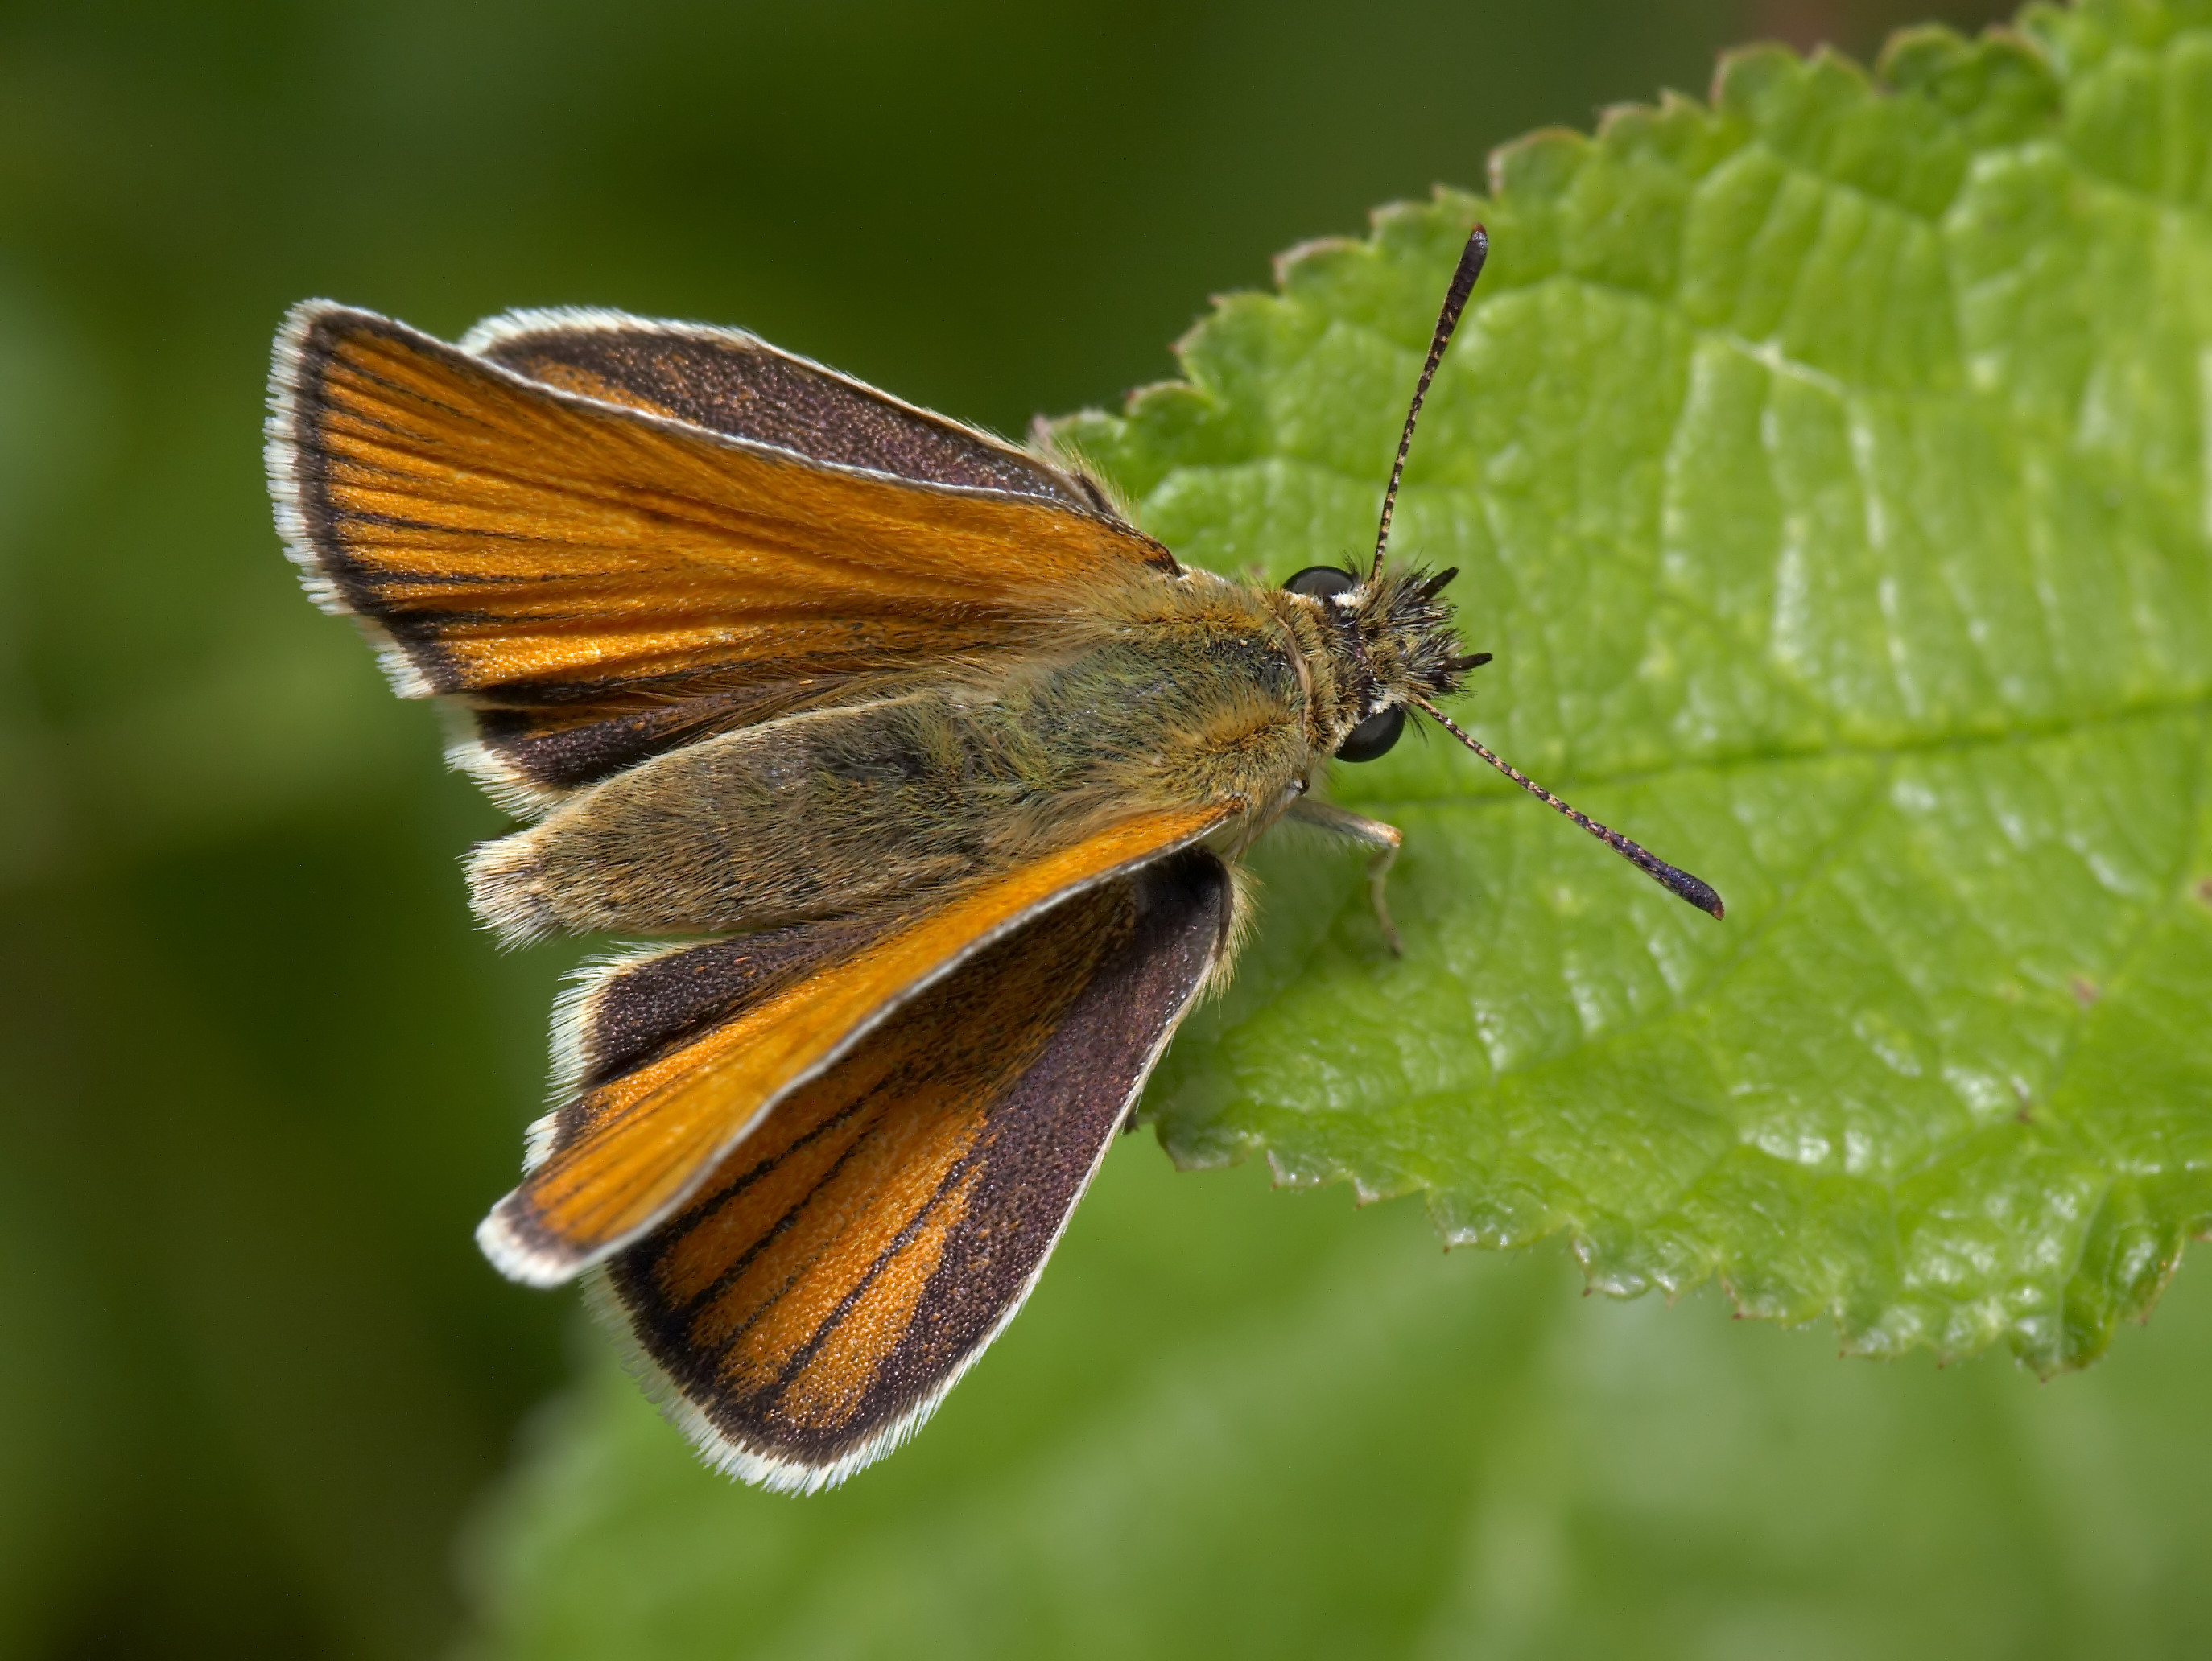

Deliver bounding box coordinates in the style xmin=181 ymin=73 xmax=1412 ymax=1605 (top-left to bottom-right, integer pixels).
xmin=475 ymin=319 xmax=1115 ymax=513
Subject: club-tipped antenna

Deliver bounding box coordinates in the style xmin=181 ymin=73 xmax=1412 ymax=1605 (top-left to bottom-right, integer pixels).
xmin=1370 ymin=224 xmax=1489 ymax=580
xmin=1407 ymin=693 xmax=1725 ymax=918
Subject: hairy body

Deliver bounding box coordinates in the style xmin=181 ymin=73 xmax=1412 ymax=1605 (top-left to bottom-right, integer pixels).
xmin=468 ymin=562 xmax=1450 ymax=945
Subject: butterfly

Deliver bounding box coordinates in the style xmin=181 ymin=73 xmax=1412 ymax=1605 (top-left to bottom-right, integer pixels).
xmin=264 ymin=225 xmax=1722 ymax=1494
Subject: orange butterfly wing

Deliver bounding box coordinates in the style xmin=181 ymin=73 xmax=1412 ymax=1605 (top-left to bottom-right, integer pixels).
xmin=265 ymin=303 xmax=1174 ymax=799
xmin=477 ymin=806 xmax=1229 ymax=1288
xmin=596 ymin=845 xmax=1233 ymax=1491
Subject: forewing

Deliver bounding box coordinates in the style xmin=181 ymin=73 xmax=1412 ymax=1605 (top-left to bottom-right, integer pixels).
xmin=464 ymin=307 xmax=1106 ymax=510
xmin=477 ymin=806 xmax=1228 ymax=1288
xmin=596 ymin=847 xmax=1232 ymax=1492
xmin=265 ymin=303 xmax=1175 ymax=798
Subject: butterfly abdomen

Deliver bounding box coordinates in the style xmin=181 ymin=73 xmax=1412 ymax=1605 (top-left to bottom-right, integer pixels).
xmin=465 ymin=587 xmax=1318 ymax=945
xmin=467 ymin=692 xmax=1016 ymax=943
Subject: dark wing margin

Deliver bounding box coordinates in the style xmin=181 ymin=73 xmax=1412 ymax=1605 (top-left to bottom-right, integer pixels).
xmin=461 ymin=307 xmax=1103 ymax=511
xmin=589 ymin=847 xmax=1232 ymax=1494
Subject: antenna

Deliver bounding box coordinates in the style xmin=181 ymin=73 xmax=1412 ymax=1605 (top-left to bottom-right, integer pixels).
xmin=1407 ymin=693 xmax=1726 ymax=918
xmin=1370 ymin=224 xmax=1489 ymax=579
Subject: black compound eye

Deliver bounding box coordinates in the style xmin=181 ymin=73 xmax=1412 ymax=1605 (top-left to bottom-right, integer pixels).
xmin=1283 ymin=564 xmax=1358 ymax=599
xmin=1335 ymin=703 xmax=1405 ymax=763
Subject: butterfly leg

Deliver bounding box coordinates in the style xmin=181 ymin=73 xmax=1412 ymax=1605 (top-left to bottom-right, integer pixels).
xmin=1284 ymin=798 xmax=1405 ymax=955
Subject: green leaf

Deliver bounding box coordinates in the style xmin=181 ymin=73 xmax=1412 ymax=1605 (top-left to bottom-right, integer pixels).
xmin=1054 ymin=2 xmax=2212 ymax=1375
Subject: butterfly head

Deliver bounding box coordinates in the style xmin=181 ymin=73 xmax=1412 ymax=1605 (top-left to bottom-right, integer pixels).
xmin=1280 ymin=562 xmax=1489 ymax=764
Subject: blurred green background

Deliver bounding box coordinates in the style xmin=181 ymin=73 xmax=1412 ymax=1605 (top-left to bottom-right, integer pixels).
xmin=31 ymin=0 xmax=2206 ymax=1656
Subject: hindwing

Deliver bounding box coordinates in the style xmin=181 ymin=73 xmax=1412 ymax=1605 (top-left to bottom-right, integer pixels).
xmin=594 ymin=847 xmax=1232 ymax=1491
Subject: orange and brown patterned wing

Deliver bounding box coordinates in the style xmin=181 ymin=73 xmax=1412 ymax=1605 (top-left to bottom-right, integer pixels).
xmin=597 ymin=846 xmax=1232 ymax=1491
xmin=265 ymin=303 xmax=1174 ymax=801
xmin=477 ymin=806 xmax=1228 ymax=1289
